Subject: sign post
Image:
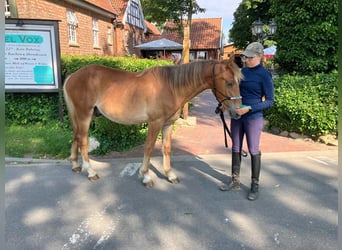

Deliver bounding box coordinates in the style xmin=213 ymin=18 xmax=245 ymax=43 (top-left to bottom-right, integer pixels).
xmin=182 ymin=25 xmax=190 ymax=120
xmin=5 ymin=19 xmax=62 ymax=93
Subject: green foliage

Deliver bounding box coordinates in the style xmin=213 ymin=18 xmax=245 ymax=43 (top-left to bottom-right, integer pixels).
xmin=265 ymin=72 xmax=337 ymax=138
xmin=61 ymin=55 xmax=172 ymax=81
xmin=141 ymin=0 xmax=205 ymax=33
xmin=90 ymin=116 xmax=148 ymax=155
xmin=270 ymin=0 xmax=337 ymax=74
xmin=230 ymin=0 xmax=337 ymax=74
xmin=5 ymin=93 xmax=61 ymax=125
xmin=229 ymin=0 xmax=272 ymax=49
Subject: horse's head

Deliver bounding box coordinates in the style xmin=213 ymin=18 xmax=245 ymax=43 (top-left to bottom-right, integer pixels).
xmin=210 ymin=57 xmax=243 ymax=119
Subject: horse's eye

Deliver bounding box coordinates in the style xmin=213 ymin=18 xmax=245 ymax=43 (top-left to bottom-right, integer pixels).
xmin=226 ymin=82 xmax=233 ymax=88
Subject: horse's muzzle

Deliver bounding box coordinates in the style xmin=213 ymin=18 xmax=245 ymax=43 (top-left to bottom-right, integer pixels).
xmin=229 ymin=106 xmax=241 ymax=120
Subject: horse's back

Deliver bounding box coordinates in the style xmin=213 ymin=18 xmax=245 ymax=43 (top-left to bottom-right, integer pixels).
xmin=65 ymin=64 xmax=137 ymax=93
xmin=69 ymin=64 xmax=130 ymax=82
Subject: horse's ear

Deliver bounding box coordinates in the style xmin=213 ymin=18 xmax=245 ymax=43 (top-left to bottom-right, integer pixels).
xmin=228 ymin=55 xmax=235 ymax=63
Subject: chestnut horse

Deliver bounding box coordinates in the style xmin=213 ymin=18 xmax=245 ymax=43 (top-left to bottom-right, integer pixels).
xmin=63 ymin=57 xmax=242 ymax=187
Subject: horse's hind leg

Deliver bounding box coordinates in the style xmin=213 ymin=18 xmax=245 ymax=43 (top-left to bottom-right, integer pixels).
xmin=162 ymin=123 xmax=179 ymax=184
xmin=78 ymin=119 xmax=99 ymax=181
xmin=70 ymin=134 xmax=82 ymax=173
xmin=68 ymin=112 xmax=82 ymax=172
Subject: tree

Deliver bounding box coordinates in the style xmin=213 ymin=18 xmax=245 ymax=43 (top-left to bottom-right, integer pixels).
xmin=141 ymin=0 xmax=205 ymax=119
xmin=270 ymin=0 xmax=337 ymax=74
xmin=229 ymin=0 xmax=272 ymax=49
xmin=141 ymin=0 xmax=205 ymax=36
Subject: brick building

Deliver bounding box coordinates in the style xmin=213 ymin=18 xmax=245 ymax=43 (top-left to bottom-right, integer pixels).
xmin=5 ymin=0 xmax=146 ymax=56
xmin=161 ymin=18 xmax=224 ymax=60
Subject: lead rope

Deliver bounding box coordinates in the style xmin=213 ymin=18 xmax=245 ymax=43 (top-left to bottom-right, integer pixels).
xmin=211 ymin=62 xmax=247 ymax=157
xmin=215 ymin=103 xmax=248 ymax=157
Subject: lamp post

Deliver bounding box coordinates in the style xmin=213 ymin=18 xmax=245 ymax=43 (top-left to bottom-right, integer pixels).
xmin=251 ymin=18 xmax=276 ymax=44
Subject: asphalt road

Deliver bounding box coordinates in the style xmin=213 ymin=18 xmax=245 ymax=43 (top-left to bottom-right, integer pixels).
xmin=5 ymin=150 xmax=338 ymax=250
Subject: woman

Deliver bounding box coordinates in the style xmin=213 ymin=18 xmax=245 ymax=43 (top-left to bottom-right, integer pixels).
xmin=220 ymin=42 xmax=274 ymax=201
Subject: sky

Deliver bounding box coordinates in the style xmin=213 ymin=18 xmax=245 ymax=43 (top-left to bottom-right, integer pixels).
xmin=193 ymin=0 xmax=242 ymax=42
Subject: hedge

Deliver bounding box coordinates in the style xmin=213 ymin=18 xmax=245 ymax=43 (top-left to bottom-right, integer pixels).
xmin=5 ymin=56 xmax=338 ymax=154
xmin=264 ymin=72 xmax=338 ymax=138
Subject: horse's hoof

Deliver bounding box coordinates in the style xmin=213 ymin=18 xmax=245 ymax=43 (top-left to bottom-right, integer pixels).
xmin=88 ymin=174 xmax=100 ymax=181
xmin=169 ymin=177 xmax=180 ymax=184
xmin=143 ymin=180 xmax=154 ymax=188
xmin=72 ymin=166 xmax=82 ymax=173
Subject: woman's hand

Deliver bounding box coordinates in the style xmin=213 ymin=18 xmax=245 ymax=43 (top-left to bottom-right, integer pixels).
xmin=236 ymin=106 xmax=251 ymax=116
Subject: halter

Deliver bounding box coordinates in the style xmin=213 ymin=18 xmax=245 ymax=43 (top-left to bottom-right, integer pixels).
xmin=212 ymin=63 xmax=247 ymax=157
xmin=211 ymin=62 xmax=242 ymax=106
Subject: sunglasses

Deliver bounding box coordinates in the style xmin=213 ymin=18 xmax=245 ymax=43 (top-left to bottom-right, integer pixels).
xmin=241 ymin=55 xmax=255 ymax=60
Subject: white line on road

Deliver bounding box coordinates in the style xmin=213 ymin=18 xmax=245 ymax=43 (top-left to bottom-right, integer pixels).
xmin=307 ymin=156 xmax=329 ymax=166
xmin=62 ymin=205 xmax=122 ymax=250
xmin=119 ymin=163 xmax=141 ymax=178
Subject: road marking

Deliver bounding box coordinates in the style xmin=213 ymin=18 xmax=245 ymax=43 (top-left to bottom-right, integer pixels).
xmin=307 ymin=156 xmax=329 ymax=165
xmin=62 ymin=205 xmax=122 ymax=249
xmin=119 ymin=162 xmax=141 ymax=177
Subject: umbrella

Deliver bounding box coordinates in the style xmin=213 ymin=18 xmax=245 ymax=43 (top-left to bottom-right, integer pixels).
xmin=135 ymin=38 xmax=183 ymax=50
xmin=264 ymin=45 xmax=276 ymax=58
xmin=135 ymin=38 xmax=183 ymax=57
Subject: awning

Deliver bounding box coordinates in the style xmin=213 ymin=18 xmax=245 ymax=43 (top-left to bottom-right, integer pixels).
xmin=135 ymin=38 xmax=183 ymax=50
xmin=264 ymin=45 xmax=276 ymax=58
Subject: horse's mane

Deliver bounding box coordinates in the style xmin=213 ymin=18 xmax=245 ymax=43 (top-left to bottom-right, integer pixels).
xmin=229 ymin=60 xmax=243 ymax=83
xmin=138 ymin=60 xmax=242 ymax=94
xmin=150 ymin=61 xmax=209 ymax=91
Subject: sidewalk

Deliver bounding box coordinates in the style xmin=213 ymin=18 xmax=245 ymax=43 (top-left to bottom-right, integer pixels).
xmin=106 ymin=89 xmax=336 ymax=158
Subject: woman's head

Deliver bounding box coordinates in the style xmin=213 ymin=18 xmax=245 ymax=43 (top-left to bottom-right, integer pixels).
xmin=241 ymin=42 xmax=263 ymax=67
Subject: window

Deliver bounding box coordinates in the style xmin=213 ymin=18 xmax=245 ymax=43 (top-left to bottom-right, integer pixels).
xmin=66 ymin=10 xmax=78 ymax=45
xmin=107 ymin=27 xmax=112 ymax=45
xmin=5 ymin=0 xmax=10 ymax=18
xmin=132 ymin=32 xmax=135 ymax=47
xmin=126 ymin=0 xmax=145 ymax=29
xmin=92 ymin=18 xmax=99 ymax=47
xmin=197 ymin=51 xmax=208 ymax=60
xmin=190 ymin=52 xmax=195 ymax=61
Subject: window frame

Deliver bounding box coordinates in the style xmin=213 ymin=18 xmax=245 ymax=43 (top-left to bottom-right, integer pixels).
xmin=5 ymin=0 xmax=11 ymax=18
xmin=107 ymin=27 xmax=112 ymax=45
xmin=66 ymin=10 xmax=78 ymax=45
xmin=92 ymin=18 xmax=99 ymax=48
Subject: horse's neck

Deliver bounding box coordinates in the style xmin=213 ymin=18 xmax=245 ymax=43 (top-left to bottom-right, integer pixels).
xmin=181 ymin=82 xmax=209 ymax=103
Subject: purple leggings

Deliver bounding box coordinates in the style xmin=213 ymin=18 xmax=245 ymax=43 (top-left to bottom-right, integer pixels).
xmin=230 ymin=118 xmax=264 ymax=155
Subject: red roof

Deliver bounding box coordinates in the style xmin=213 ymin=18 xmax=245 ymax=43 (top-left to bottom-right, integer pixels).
xmin=84 ymin=0 xmax=117 ymax=14
xmin=145 ymin=21 xmax=161 ymax=35
xmin=110 ymin=0 xmax=129 ymax=21
xmin=161 ymin=18 xmax=222 ymax=49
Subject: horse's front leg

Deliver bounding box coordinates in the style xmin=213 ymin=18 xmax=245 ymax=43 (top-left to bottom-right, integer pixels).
xmin=162 ymin=123 xmax=179 ymax=184
xmin=139 ymin=122 xmax=162 ymax=187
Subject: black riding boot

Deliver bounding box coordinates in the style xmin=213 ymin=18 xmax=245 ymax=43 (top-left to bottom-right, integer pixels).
xmin=220 ymin=152 xmax=241 ymax=191
xmin=248 ymin=152 xmax=261 ymax=201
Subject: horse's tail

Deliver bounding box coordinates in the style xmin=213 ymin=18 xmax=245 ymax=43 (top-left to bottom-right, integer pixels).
xmin=63 ymin=75 xmax=78 ymax=133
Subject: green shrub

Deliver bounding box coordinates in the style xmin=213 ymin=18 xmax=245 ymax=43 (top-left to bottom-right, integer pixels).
xmin=61 ymin=55 xmax=172 ymax=81
xmin=265 ymin=72 xmax=337 ymax=138
xmin=5 ymin=93 xmax=62 ymax=125
xmin=90 ymin=116 xmax=148 ymax=154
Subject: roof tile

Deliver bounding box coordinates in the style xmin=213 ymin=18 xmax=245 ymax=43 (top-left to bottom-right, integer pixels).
xmin=161 ymin=18 xmax=222 ymax=49
xmin=84 ymin=0 xmax=117 ymax=14
xmin=110 ymin=0 xmax=129 ymax=21
xmin=145 ymin=21 xmax=161 ymax=35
